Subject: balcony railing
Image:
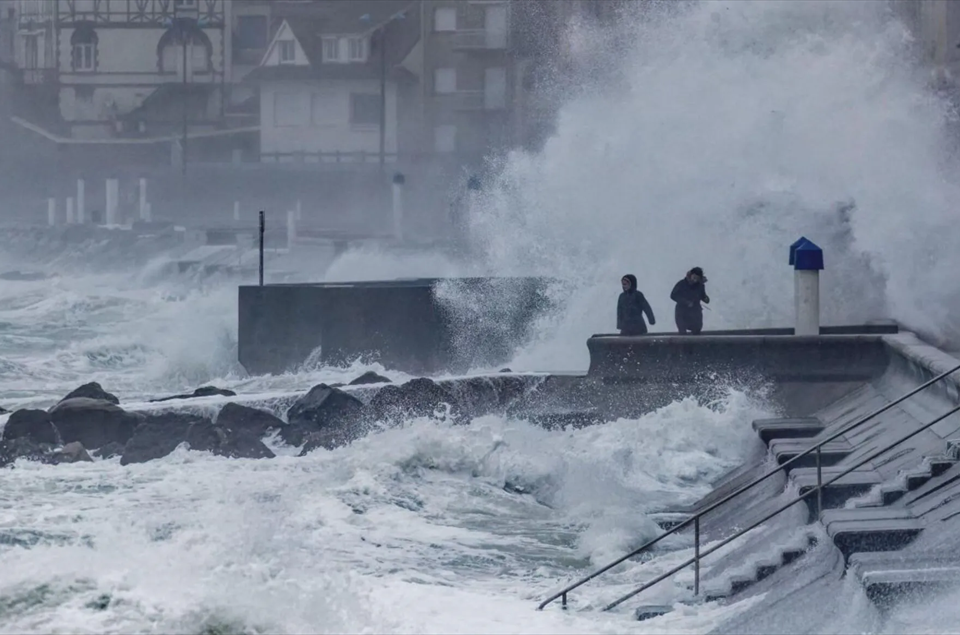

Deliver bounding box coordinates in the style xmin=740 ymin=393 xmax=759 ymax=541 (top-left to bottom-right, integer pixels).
xmin=451 ymin=29 xmax=507 ymax=50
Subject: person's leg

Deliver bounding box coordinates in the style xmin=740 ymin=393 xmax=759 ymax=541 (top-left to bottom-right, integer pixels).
xmin=689 ymin=311 xmax=704 ymax=335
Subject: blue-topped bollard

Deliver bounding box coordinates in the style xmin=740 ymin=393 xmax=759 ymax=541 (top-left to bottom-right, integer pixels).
xmin=792 ymin=238 xmax=824 ymax=335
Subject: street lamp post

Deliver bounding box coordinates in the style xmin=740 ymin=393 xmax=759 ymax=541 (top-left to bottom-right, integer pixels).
xmin=361 ymin=10 xmax=406 ymax=172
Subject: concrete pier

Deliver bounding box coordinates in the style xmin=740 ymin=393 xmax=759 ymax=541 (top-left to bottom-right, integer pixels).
xmin=237 ymin=277 xmax=553 ymax=375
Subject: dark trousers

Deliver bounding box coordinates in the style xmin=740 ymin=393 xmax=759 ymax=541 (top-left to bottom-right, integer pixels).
xmin=675 ymin=306 xmax=703 ymax=335
xmin=619 ymin=324 xmax=648 ymax=336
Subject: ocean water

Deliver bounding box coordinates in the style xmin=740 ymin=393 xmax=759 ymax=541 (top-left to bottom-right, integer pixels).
xmin=5 ymin=0 xmax=960 ymax=632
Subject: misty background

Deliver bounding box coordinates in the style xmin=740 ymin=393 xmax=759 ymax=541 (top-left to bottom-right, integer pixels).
xmin=1 ymin=0 xmax=960 ymax=380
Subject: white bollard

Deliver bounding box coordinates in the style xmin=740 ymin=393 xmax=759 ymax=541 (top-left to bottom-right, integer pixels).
xmin=66 ymin=197 xmax=75 ymax=224
xmin=286 ymin=209 xmax=297 ymax=251
xmin=105 ymin=178 xmax=119 ymax=226
xmin=76 ymin=179 xmax=85 ymax=224
xmin=233 ymin=201 xmax=240 ymax=223
xmin=392 ymin=172 xmax=405 ymax=242
xmin=139 ymin=178 xmax=148 ymax=221
xmin=792 ymin=237 xmax=824 ymax=336
xmin=47 ymin=198 xmax=56 ymax=226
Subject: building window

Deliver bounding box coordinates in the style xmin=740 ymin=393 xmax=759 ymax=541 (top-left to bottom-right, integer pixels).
xmin=434 ymin=6 xmax=456 ymax=31
xmin=434 ymin=125 xmax=456 ymax=153
xmin=157 ymin=25 xmax=212 ymax=77
xmin=274 ymin=92 xmax=308 ymax=127
xmin=23 ymin=34 xmax=39 ymax=69
xmin=279 ymin=40 xmax=295 ymax=63
xmin=322 ymin=37 xmax=339 ymax=62
xmin=484 ymin=66 xmax=507 ymax=110
xmin=70 ymin=26 xmax=97 ymax=72
xmin=174 ymin=0 xmax=198 ymax=8
xmin=236 ymin=15 xmax=267 ymax=50
xmin=434 ymin=67 xmax=456 ymax=94
xmin=347 ymin=37 xmax=366 ymax=62
xmin=350 ymin=93 xmax=380 ymax=126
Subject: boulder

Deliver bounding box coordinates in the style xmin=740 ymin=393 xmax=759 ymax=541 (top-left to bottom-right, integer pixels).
xmin=120 ymin=413 xmax=202 ymax=465
xmin=367 ymin=377 xmax=453 ymax=421
xmin=283 ymin=384 xmax=365 ymax=447
xmin=215 ymin=403 xmax=283 ymax=438
xmin=50 ymin=398 xmax=141 ymax=450
xmin=149 ymin=386 xmax=237 ymax=403
xmin=59 ymin=382 xmax=120 ymax=405
xmin=2 ymin=409 xmax=62 ymax=445
xmin=50 ymin=441 xmax=93 ymax=464
xmin=93 ymin=442 xmax=125 ymax=460
xmin=185 ymin=422 xmax=275 ymax=459
xmin=0 ymin=406 xmax=8 ymax=414
xmin=0 ymin=437 xmax=51 ymax=468
xmin=349 ymin=371 xmax=392 ymax=386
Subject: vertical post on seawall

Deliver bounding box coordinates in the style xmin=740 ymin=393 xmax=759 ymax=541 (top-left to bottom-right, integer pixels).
xmin=105 ymin=178 xmax=119 ymax=226
xmin=76 ymin=179 xmax=85 ymax=224
xmin=48 ymin=198 xmax=56 ymax=226
xmin=792 ymin=237 xmax=824 ymax=336
xmin=259 ymin=211 xmax=265 ymax=287
xmin=66 ymin=197 xmax=75 ymax=224
xmin=139 ymin=178 xmax=148 ymax=221
xmin=392 ymin=171 xmax=405 ymax=242
xmin=286 ymin=209 xmax=296 ymax=251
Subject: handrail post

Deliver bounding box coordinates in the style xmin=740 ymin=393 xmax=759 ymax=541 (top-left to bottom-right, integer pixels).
xmin=258 ymin=210 xmax=265 ymax=287
xmin=694 ymin=516 xmax=701 ymax=596
xmin=561 ymin=592 xmax=567 ymax=610
xmin=816 ymin=445 xmax=823 ymax=520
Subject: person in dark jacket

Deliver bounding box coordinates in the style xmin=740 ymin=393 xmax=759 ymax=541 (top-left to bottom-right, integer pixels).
xmin=617 ymin=274 xmax=656 ymax=335
xmin=670 ymin=267 xmax=710 ymax=334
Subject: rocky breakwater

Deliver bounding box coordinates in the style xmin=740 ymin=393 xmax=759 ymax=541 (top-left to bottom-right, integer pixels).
xmin=0 ymin=373 xmax=542 ymax=468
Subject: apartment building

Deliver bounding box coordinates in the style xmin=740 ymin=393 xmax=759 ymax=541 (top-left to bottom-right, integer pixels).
xmin=245 ymin=1 xmax=421 ymax=164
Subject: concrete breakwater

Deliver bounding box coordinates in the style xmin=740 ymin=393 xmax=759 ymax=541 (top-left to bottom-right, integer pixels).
xmin=535 ymin=329 xmax=960 ymax=630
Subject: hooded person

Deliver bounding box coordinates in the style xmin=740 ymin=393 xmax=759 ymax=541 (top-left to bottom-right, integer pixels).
xmin=670 ymin=267 xmax=710 ymax=334
xmin=617 ymin=274 xmax=656 ymax=336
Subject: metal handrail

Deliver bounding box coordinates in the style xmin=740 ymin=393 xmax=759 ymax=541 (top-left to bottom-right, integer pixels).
xmin=603 ymin=400 xmax=960 ymax=611
xmin=537 ymin=361 xmax=960 ymax=611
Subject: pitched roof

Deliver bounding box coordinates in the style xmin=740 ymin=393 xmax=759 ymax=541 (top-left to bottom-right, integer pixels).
xmin=247 ymin=2 xmax=421 ymax=84
xmin=272 ymin=1 xmax=416 ymax=35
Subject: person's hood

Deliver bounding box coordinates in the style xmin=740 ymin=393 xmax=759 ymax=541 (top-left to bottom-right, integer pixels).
xmin=622 ymin=274 xmax=638 ymax=291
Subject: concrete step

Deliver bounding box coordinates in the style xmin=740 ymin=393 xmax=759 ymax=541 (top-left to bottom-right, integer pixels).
xmin=699 ymin=532 xmax=818 ymax=603
xmin=771 ymin=439 xmax=852 ymax=470
xmin=825 ymin=515 xmax=923 ymax=560
xmin=634 ymin=605 xmax=673 ymax=622
xmin=849 ymin=552 xmax=960 ymax=609
xmin=851 ymin=455 xmax=957 ymax=509
xmin=752 ymin=417 xmax=824 ymax=445
xmin=792 ymin=468 xmax=883 ymax=519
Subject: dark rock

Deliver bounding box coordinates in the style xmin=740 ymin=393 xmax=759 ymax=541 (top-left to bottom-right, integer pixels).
xmin=2 ymin=409 xmax=62 ymax=445
xmin=50 ymin=398 xmax=141 ymax=450
xmin=0 ymin=437 xmax=51 ymax=467
xmin=368 ymin=378 xmax=454 ymax=421
xmin=50 ymin=441 xmax=93 ymax=464
xmin=59 ymin=382 xmax=120 ymax=405
xmin=283 ymin=384 xmax=365 ymax=447
xmin=93 ymin=442 xmax=125 ymax=459
xmin=0 ymin=406 xmax=8 ymax=414
xmin=349 ymin=371 xmax=392 ymax=386
xmin=298 ymin=423 xmax=369 ymax=456
xmin=120 ymin=413 xmax=204 ymax=465
xmin=185 ymin=421 xmax=275 ymax=459
xmin=499 ymin=368 xmax=513 ymax=373
xmin=149 ymin=386 xmax=237 ymax=403
xmin=215 ymin=403 xmax=283 ymax=438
